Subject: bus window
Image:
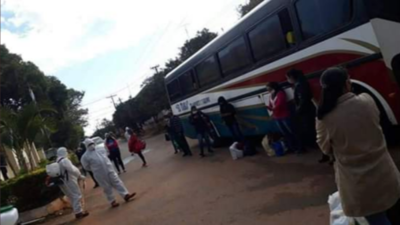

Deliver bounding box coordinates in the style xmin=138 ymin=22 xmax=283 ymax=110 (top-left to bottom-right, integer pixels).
xmin=296 ymin=0 xmax=352 ymax=40
xmin=167 ymin=79 xmax=181 ymax=102
xmin=218 ymin=37 xmax=251 ymax=76
xmin=195 ymin=55 xmax=221 ymax=87
xmin=179 ymin=71 xmax=197 ymax=95
xmin=248 ymin=10 xmax=293 ymax=62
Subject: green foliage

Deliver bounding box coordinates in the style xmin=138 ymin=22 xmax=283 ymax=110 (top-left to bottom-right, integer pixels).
xmin=92 ymin=119 xmax=118 ymax=139
xmin=0 ymin=44 xmax=88 ymax=150
xmin=238 ymin=0 xmax=264 ymax=17
xmin=112 ymin=28 xmax=217 ymax=131
xmin=0 ymin=168 xmax=62 ymax=212
xmin=69 ymin=153 xmax=79 ymax=166
xmin=38 ymin=159 xmax=49 ymax=168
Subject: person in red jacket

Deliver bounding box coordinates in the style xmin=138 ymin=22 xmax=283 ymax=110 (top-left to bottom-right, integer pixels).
xmin=127 ymin=129 xmax=147 ymax=167
xmin=266 ymin=82 xmax=302 ymax=153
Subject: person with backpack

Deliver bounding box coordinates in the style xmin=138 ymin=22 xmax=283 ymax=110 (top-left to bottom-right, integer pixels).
xmin=189 ymin=106 xmax=214 ymax=157
xmin=104 ymin=133 xmax=126 ymax=174
xmin=127 ymin=129 xmax=148 ymax=167
xmin=81 ymin=138 xmax=136 ymax=208
xmin=47 ymin=147 xmax=89 ymax=219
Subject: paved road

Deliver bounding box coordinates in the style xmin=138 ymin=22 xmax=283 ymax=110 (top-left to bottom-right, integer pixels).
xmin=44 ymin=134 xmax=400 ymax=225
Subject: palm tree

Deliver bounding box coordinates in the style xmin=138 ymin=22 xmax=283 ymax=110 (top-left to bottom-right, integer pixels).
xmin=0 ymin=103 xmax=56 ymax=173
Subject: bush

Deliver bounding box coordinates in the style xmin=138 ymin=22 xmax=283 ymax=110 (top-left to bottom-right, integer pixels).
xmin=0 ymin=168 xmax=62 ymax=212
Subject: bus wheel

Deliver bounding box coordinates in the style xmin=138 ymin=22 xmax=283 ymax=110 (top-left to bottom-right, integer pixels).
xmin=352 ymin=84 xmax=397 ymax=145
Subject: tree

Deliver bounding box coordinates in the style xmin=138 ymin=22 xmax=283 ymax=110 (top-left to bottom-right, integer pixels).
xmin=1 ymin=44 xmax=88 ymax=151
xmin=0 ymin=103 xmax=56 ymax=172
xmin=179 ymin=29 xmax=218 ymax=61
xmin=92 ymin=119 xmax=117 ymax=138
xmin=112 ymin=28 xmax=218 ymax=130
xmin=238 ymin=0 xmax=264 ymax=17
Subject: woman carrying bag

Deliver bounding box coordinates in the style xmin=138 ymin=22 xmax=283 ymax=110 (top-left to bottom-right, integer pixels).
xmin=316 ymin=67 xmax=400 ymax=225
xmin=128 ymin=129 xmax=148 ymax=167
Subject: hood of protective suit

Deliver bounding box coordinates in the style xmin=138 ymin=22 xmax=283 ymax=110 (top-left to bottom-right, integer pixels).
xmin=84 ymin=138 xmax=95 ymax=150
xmin=57 ymin=147 xmax=68 ymax=158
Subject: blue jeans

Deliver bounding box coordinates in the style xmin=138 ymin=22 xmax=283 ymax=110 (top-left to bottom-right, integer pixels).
xmin=366 ymin=212 xmax=392 ymax=225
xmin=227 ymin=122 xmax=244 ymax=142
xmin=197 ymin=131 xmax=212 ymax=155
xmin=275 ymin=118 xmax=302 ymax=152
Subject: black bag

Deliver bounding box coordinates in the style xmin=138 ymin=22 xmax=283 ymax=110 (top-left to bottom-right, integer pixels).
xmin=165 ymin=133 xmax=170 ymax=141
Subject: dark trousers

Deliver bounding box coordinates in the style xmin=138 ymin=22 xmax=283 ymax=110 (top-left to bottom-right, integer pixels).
xmin=175 ymin=133 xmax=192 ymax=156
xmin=1 ymin=167 xmax=9 ymax=180
xmin=197 ymin=131 xmax=212 ymax=155
xmin=169 ymin=133 xmax=179 ymax=153
xmin=227 ymin=122 xmax=244 ymax=142
xmin=136 ymin=151 xmax=147 ymax=164
xmin=109 ymin=150 xmax=125 ymax=173
xmin=387 ymin=198 xmax=400 ymax=225
xmin=276 ymin=118 xmax=302 ymax=152
xmin=81 ymin=167 xmax=99 ymax=186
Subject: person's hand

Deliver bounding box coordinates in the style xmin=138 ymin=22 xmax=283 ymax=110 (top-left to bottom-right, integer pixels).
xmin=79 ymin=175 xmax=86 ymax=180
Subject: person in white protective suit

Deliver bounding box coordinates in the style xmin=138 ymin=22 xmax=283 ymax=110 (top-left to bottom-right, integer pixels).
xmin=56 ymin=147 xmax=89 ymax=219
xmin=81 ymin=138 xmax=136 ymax=208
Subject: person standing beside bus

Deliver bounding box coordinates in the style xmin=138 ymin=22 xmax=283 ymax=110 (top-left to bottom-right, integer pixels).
xmin=316 ymin=67 xmax=400 ymax=225
xmin=189 ymin=106 xmax=214 ymax=157
xmin=104 ymin=133 xmax=126 ymax=174
xmin=266 ymin=82 xmax=302 ymax=153
xmin=286 ymin=69 xmax=330 ymax=162
xmin=168 ymin=111 xmax=192 ymax=157
xmin=218 ymin=97 xmax=244 ymax=143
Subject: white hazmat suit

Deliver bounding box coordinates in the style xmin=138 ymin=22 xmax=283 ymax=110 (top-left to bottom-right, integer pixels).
xmin=56 ymin=147 xmax=85 ymax=215
xmin=81 ymin=138 xmax=130 ymax=204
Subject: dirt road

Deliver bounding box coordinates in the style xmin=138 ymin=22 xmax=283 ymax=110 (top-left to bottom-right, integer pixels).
xmin=44 ymin=133 xmax=393 ymax=225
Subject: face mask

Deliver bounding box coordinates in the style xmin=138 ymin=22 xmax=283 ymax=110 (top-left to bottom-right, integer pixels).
xmin=88 ymin=145 xmax=95 ymax=151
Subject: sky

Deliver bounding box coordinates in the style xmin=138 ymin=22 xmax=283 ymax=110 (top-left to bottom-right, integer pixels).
xmin=0 ymin=0 xmax=249 ymax=135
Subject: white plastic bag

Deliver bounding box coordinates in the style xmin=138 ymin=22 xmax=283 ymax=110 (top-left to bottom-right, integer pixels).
xmin=229 ymin=142 xmax=244 ymax=160
xmin=261 ymin=135 xmax=275 ymax=157
xmin=328 ymin=192 xmax=369 ymax=225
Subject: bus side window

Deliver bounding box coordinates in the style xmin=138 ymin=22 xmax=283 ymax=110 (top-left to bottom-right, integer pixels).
xmin=278 ymin=9 xmax=296 ymax=47
xmin=295 ymin=0 xmax=352 ymax=40
xmin=195 ymin=56 xmax=221 ymax=88
xmin=179 ymin=71 xmax=198 ymax=96
xmin=248 ymin=8 xmax=294 ymax=62
xmin=167 ymin=79 xmax=182 ymax=102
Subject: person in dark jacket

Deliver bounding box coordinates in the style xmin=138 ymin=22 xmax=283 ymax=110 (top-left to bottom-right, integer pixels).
xmin=168 ymin=112 xmax=192 ymax=157
xmin=218 ymin=97 xmax=244 ymax=142
xmin=189 ymin=106 xmax=214 ymax=157
xmin=287 ymin=69 xmax=329 ymax=161
xmin=76 ymin=143 xmax=99 ymax=188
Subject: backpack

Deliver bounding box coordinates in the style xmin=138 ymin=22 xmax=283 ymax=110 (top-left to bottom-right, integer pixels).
xmin=46 ymin=158 xmax=68 ymax=186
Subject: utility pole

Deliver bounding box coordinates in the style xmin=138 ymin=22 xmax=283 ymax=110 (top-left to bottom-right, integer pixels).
xmin=150 ymin=65 xmax=160 ymax=74
xmin=107 ymin=95 xmax=117 ymax=109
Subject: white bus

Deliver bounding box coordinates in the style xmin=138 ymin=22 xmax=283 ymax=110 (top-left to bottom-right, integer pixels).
xmin=165 ymin=0 xmax=400 ymax=139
